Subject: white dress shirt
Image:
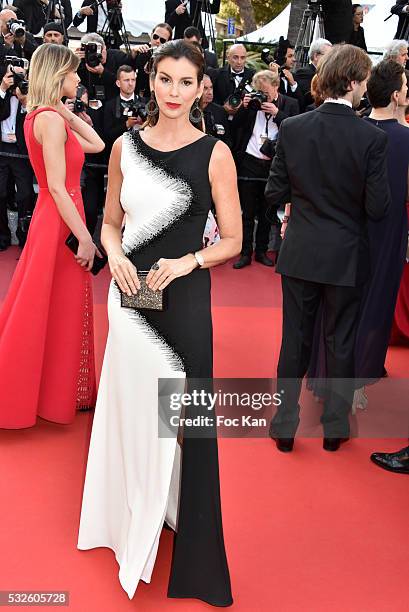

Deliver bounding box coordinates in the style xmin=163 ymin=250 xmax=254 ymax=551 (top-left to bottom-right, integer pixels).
xmin=246 ymin=110 xmax=278 ymax=160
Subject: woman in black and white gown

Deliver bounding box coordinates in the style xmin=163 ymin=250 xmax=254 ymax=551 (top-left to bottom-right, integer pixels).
xmin=77 ymin=40 xmax=242 ymax=606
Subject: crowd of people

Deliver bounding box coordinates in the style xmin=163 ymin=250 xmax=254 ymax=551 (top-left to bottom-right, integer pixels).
xmin=0 ymin=0 xmax=408 ymax=607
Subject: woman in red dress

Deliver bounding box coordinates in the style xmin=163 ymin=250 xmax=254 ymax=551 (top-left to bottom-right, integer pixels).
xmin=0 ymin=44 xmax=104 ymax=429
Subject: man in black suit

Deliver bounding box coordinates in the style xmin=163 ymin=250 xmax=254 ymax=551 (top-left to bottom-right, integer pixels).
xmin=294 ymin=38 xmax=332 ymax=111
xmin=0 ymin=64 xmax=34 ymax=250
xmin=202 ymin=73 xmax=230 ymax=145
xmin=131 ymin=23 xmax=172 ymax=98
xmin=231 ymin=70 xmax=299 ymax=270
xmin=321 ymin=0 xmax=353 ymax=44
xmin=165 ymin=0 xmax=220 ymax=44
xmin=211 ymin=43 xmax=254 ymax=114
xmin=265 ymin=45 xmax=391 ymax=452
xmin=103 ymin=64 xmax=145 ymax=156
xmin=183 ymin=25 xmax=218 ymax=69
xmin=273 ymin=38 xmax=305 ymax=111
xmin=73 ymin=0 xmax=106 ymax=33
xmin=75 ymin=32 xmax=133 ymax=102
xmin=13 ymin=0 xmax=72 ymax=36
xmin=391 ymin=1 xmax=409 ymax=39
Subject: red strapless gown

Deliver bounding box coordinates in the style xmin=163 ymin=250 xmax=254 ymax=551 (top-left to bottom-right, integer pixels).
xmin=0 ymin=107 xmax=96 ymax=429
xmin=390 ymin=202 xmax=409 ymax=345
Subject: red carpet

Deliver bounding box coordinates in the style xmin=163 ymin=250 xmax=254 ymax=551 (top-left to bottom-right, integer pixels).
xmin=0 ymin=247 xmax=408 ymax=611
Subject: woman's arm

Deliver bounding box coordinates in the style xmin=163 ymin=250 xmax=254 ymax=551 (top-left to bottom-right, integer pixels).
xmin=146 ymin=140 xmax=242 ymax=291
xmin=35 ymin=111 xmax=96 ymax=270
xmin=101 ymin=137 xmax=140 ymax=296
xmin=56 ymin=101 xmax=105 ymax=154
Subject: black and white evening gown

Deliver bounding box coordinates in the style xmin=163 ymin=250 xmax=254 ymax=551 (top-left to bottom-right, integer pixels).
xmin=77 ymin=131 xmax=233 ymax=607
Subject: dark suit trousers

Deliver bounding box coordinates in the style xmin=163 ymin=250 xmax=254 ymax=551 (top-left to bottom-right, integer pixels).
xmin=238 ymin=153 xmax=272 ymax=256
xmin=0 ymin=142 xmax=34 ymax=242
xmin=272 ymin=275 xmax=363 ymax=438
xmin=82 ymin=165 xmax=105 ymax=237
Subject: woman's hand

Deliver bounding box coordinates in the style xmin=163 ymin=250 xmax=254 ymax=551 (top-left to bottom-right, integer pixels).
xmin=146 ymin=255 xmax=197 ymax=291
xmin=108 ymin=252 xmax=140 ymax=296
xmin=76 ymin=239 xmax=97 ymax=271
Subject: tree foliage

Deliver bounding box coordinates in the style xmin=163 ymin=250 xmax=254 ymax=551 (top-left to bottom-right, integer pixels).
xmin=220 ymin=0 xmax=289 ymax=29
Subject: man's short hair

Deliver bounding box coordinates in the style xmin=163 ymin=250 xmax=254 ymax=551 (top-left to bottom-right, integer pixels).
xmin=152 ymin=22 xmax=172 ymax=40
xmin=367 ymin=60 xmax=405 ymax=108
xmin=383 ymin=40 xmax=408 ymax=61
xmin=184 ymin=26 xmax=201 ymax=40
xmin=252 ymin=69 xmax=280 ymax=89
xmin=308 ymin=38 xmax=332 ymax=61
xmin=81 ymin=32 xmax=105 ymax=46
xmin=317 ymin=44 xmax=372 ymax=99
xmin=116 ymin=64 xmax=135 ymax=80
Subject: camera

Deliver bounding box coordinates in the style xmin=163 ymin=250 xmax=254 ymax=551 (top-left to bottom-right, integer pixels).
xmin=123 ymin=99 xmax=148 ymax=122
xmin=81 ymin=42 xmax=103 ymax=68
xmin=2 ymin=56 xmax=29 ymax=94
xmin=6 ymin=19 xmax=26 ymax=38
xmin=248 ymin=90 xmax=268 ymax=111
xmin=261 ymin=48 xmax=275 ymax=66
xmin=227 ymin=76 xmax=252 ymax=109
xmin=74 ymin=97 xmax=86 ymax=113
xmin=204 ymin=112 xmax=225 ymax=138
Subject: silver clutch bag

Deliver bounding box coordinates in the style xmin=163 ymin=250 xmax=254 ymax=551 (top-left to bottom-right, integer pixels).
xmin=120 ymin=271 xmax=168 ymax=311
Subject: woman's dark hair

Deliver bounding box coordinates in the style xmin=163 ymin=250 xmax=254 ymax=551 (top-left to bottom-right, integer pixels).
xmin=352 ymin=4 xmax=362 ymax=16
xmin=317 ymin=44 xmax=372 ymax=99
xmin=367 ymin=60 xmax=405 ymax=108
xmin=145 ymin=40 xmax=205 ymax=129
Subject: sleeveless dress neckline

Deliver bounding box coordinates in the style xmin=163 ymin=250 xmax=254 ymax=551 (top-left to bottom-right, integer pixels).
xmin=136 ymin=129 xmax=208 ymax=154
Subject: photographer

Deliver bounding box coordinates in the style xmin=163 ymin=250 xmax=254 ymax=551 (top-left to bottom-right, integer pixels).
xmin=271 ymin=37 xmax=304 ymax=110
xmin=202 ymin=73 xmax=230 ymax=145
xmin=0 ymin=60 xmax=34 ymax=250
xmin=294 ymin=38 xmax=332 ymax=110
xmin=231 ymin=70 xmax=299 ymax=270
xmin=165 ymin=0 xmax=220 ymax=43
xmin=64 ymin=83 xmax=104 ymax=235
xmin=211 ymin=44 xmax=255 ymax=115
xmin=42 ymin=20 xmax=65 ymax=44
xmin=131 ymin=22 xmax=172 ymax=98
xmin=76 ymin=32 xmax=132 ymax=103
xmin=73 ymin=0 xmax=109 ymax=33
xmin=0 ymin=8 xmax=38 ymax=73
xmin=103 ymin=64 xmax=146 ymax=156
xmin=184 ymin=25 xmax=218 ymax=69
xmin=13 ymin=0 xmax=72 ymax=36
xmin=391 ymin=1 xmax=409 ymax=40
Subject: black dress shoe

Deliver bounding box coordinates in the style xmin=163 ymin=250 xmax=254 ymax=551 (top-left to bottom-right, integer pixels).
xmin=255 ymin=252 xmax=274 ymax=267
xmin=272 ymin=437 xmax=294 ymax=452
xmin=370 ymin=446 xmax=409 ymax=474
xmin=323 ymin=437 xmax=349 ymax=452
xmin=233 ymin=255 xmax=251 ymax=269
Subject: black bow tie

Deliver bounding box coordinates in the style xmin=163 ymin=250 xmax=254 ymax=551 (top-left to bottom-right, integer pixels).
xmin=232 ymin=72 xmax=244 ymax=76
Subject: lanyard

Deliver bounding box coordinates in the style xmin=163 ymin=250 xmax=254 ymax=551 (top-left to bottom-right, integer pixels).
xmin=264 ymin=113 xmax=272 ymax=137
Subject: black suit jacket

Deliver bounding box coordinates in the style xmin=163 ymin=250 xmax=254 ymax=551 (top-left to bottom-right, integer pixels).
xmin=0 ymin=91 xmax=28 ymax=154
xmin=278 ymin=75 xmax=305 ymax=112
xmin=321 ymin=0 xmax=353 ymax=44
xmin=294 ymin=63 xmax=316 ymax=111
xmin=265 ymin=103 xmax=391 ymax=287
xmin=391 ymin=0 xmax=409 ymax=38
xmin=73 ymin=0 xmax=99 ymax=32
xmin=14 ymin=0 xmax=72 ymax=35
xmin=211 ymin=65 xmax=255 ymax=106
xmin=231 ymin=94 xmax=299 ymax=164
xmin=78 ymin=48 xmax=132 ymax=101
xmin=165 ymin=0 xmax=220 ymax=41
xmin=203 ymin=101 xmax=230 ymax=146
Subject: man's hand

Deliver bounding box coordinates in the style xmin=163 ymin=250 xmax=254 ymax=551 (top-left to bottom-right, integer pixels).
xmin=223 ymin=100 xmax=241 ymax=115
xmin=261 ymin=101 xmax=278 ymax=116
xmin=80 ymin=6 xmax=94 ymax=16
xmin=132 ymin=44 xmax=150 ymax=56
xmin=64 ymin=98 xmax=75 ymax=112
xmin=268 ymin=62 xmax=280 ymax=76
xmin=15 ymin=89 xmax=27 ymax=107
xmin=282 ymin=68 xmax=295 ymax=86
xmin=1 ymin=71 xmax=14 ymax=93
xmin=86 ymin=63 xmax=104 ymax=75
xmin=75 ymin=46 xmax=85 ymax=60
xmin=242 ymin=94 xmax=251 ymax=108
xmin=3 ymin=32 xmax=15 ymax=48
xmin=126 ymin=117 xmax=139 ymax=129
xmin=176 ymin=2 xmax=187 ymax=15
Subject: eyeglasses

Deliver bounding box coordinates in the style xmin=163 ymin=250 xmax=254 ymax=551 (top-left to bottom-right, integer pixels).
xmin=152 ymin=33 xmax=168 ymax=44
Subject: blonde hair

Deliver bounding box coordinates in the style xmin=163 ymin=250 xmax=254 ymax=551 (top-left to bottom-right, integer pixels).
xmin=252 ymin=69 xmax=280 ymax=90
xmin=27 ymin=44 xmax=80 ymax=112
